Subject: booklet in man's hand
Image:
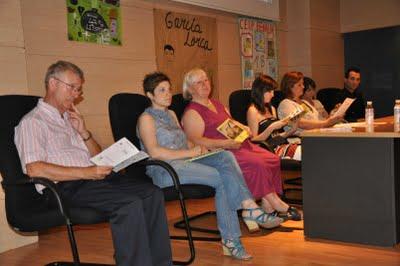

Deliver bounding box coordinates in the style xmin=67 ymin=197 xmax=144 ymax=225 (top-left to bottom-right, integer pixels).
xmin=90 ymin=137 xmax=149 ymax=172
xmin=331 ymin=97 xmax=355 ymax=118
xmin=217 ymin=118 xmax=249 ymax=143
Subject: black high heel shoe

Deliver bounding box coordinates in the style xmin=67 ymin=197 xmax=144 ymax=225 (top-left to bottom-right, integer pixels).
xmin=269 ymin=206 xmax=302 ymax=221
xmin=286 ymin=206 xmax=302 ymax=221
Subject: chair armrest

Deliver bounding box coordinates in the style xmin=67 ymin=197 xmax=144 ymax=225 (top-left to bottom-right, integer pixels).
xmin=138 ymin=159 xmax=183 ymax=192
xmin=2 ymin=176 xmax=71 ymax=223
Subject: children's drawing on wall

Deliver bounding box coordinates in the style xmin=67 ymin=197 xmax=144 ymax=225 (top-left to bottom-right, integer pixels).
xmin=255 ymin=31 xmax=265 ymax=52
xmin=239 ymin=17 xmax=277 ymax=89
xmin=243 ymin=59 xmax=254 ymax=88
xmin=67 ymin=0 xmax=122 ymax=46
xmin=267 ymin=59 xmax=277 ymax=78
xmin=241 ymin=33 xmax=253 ymax=57
xmin=267 ymin=40 xmax=275 ymax=57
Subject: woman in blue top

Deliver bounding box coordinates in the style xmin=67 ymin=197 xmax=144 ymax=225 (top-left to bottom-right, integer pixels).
xmin=137 ymin=72 xmax=282 ymax=261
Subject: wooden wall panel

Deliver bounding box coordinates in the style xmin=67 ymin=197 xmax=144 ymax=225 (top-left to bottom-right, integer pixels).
xmin=310 ymin=65 xmax=343 ymax=89
xmin=171 ymin=0 xmax=280 ymax=21
xmin=287 ymin=29 xmax=311 ymax=69
xmin=310 ymin=0 xmax=340 ymax=32
xmin=0 ymin=0 xmax=24 ymax=47
xmin=0 ymin=0 xmax=27 ymax=95
xmin=217 ymin=19 xmax=240 ymax=66
xmin=217 ymin=64 xmax=241 ymax=105
xmin=340 ymin=0 xmax=400 ymax=33
xmin=0 ymin=47 xmax=28 ymax=94
xmin=310 ymin=29 xmax=343 ymax=66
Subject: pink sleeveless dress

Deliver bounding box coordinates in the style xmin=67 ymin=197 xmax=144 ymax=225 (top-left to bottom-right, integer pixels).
xmin=184 ymin=99 xmax=282 ymax=199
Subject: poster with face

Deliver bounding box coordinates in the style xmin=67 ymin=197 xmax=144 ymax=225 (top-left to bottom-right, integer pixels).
xmin=154 ymin=9 xmax=218 ymax=97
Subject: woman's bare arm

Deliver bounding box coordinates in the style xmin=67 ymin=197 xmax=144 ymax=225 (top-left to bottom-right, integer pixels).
xmin=182 ymin=109 xmax=241 ymax=150
xmin=138 ymin=112 xmax=201 ymax=160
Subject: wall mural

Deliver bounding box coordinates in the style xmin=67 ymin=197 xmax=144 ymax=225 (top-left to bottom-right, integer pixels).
xmin=154 ymin=9 xmax=218 ymax=97
xmin=239 ymin=18 xmax=278 ymax=89
xmin=66 ymin=0 xmax=122 ymax=46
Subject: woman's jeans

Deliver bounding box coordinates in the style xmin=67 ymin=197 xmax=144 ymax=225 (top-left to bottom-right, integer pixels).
xmin=147 ymin=151 xmax=253 ymax=240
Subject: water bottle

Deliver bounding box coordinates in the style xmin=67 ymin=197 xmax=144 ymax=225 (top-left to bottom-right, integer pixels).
xmin=394 ymin=99 xmax=400 ymax=132
xmin=365 ymin=101 xmax=374 ymax=124
xmin=365 ymin=101 xmax=374 ymax=132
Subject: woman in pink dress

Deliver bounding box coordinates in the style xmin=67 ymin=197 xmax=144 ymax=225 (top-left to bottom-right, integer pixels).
xmin=181 ymin=68 xmax=301 ymax=221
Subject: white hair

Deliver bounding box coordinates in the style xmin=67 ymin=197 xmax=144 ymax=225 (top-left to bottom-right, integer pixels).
xmin=182 ymin=68 xmax=207 ymax=100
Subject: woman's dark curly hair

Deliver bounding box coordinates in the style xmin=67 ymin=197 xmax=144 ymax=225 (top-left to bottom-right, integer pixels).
xmin=143 ymin=72 xmax=171 ymax=95
xmin=250 ymin=74 xmax=278 ymax=114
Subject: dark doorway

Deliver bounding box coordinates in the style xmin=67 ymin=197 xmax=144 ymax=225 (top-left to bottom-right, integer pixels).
xmin=344 ymin=26 xmax=400 ymax=117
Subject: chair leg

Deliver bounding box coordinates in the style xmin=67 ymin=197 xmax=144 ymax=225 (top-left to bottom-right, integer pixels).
xmin=170 ymin=191 xmax=196 ymax=265
xmin=173 ymin=211 xmax=221 ymax=242
xmin=66 ymin=221 xmax=80 ymax=265
xmin=44 ymin=222 xmax=114 ymax=266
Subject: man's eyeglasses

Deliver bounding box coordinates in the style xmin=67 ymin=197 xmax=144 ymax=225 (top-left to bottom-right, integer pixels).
xmin=53 ymin=77 xmax=83 ymax=94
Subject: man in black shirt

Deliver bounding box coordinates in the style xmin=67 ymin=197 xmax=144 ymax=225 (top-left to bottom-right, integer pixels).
xmin=337 ymin=67 xmax=365 ymax=122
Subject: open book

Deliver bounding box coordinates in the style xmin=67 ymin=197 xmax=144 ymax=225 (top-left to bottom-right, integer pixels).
xmin=331 ymin=97 xmax=355 ymax=118
xmin=283 ymin=104 xmax=306 ymax=122
xmin=90 ymin=137 xmax=149 ymax=172
xmin=217 ymin=118 xmax=249 ymax=143
xmin=185 ymin=148 xmax=224 ymax=162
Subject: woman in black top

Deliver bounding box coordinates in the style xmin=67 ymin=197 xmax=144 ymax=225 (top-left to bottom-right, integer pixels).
xmin=247 ymin=74 xmax=301 ymax=160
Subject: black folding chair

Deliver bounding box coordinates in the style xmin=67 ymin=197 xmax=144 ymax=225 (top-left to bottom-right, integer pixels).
xmin=108 ymin=93 xmax=221 ymax=259
xmin=0 ymin=95 xmax=110 ymax=266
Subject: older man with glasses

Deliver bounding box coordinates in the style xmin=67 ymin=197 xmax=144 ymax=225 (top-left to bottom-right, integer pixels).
xmin=14 ymin=60 xmax=173 ymax=266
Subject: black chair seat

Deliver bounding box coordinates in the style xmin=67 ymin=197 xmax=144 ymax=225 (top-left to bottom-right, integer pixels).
xmin=162 ymin=184 xmax=215 ymax=201
xmin=10 ymin=207 xmax=106 ymax=232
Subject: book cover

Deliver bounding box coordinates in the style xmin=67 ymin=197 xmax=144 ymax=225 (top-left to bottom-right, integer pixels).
xmin=90 ymin=137 xmax=149 ymax=172
xmin=217 ymin=118 xmax=249 ymax=143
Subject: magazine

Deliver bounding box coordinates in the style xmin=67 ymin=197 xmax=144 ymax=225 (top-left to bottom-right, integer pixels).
xmin=185 ymin=148 xmax=224 ymax=162
xmin=217 ymin=118 xmax=249 ymax=143
xmin=90 ymin=137 xmax=149 ymax=172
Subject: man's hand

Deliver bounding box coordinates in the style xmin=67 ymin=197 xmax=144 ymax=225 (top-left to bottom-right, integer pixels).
xmin=84 ymin=166 xmax=113 ymax=180
xmin=67 ymin=104 xmax=88 ymax=137
xmin=330 ymin=103 xmax=341 ymax=117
